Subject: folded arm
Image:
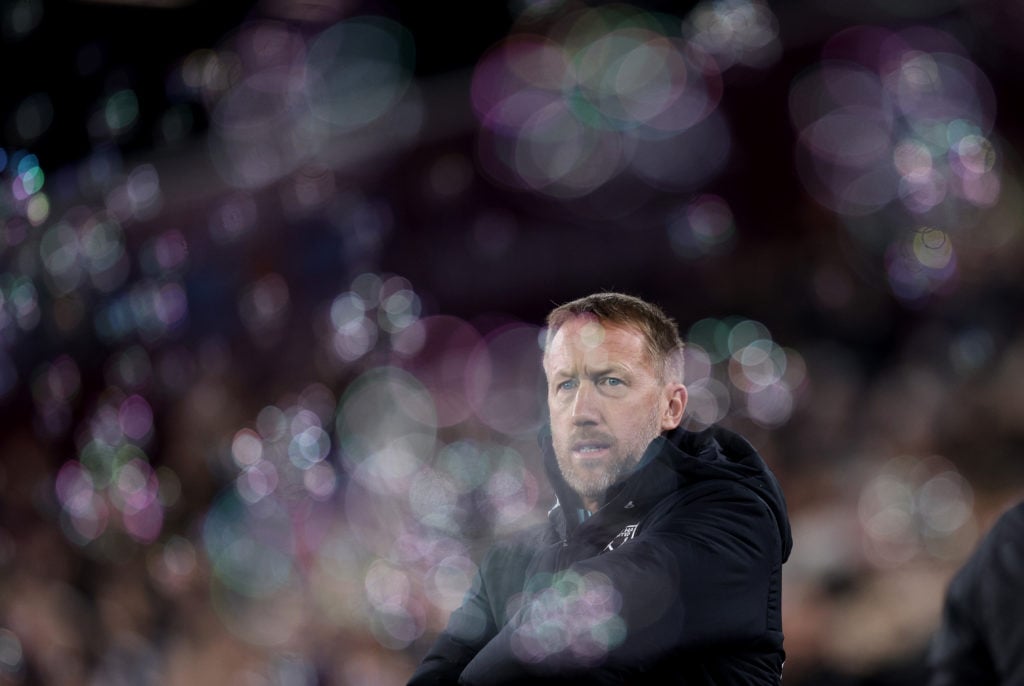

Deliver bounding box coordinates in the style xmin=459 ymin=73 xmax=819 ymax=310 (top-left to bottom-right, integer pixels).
xmin=459 ymin=486 xmax=781 ymax=684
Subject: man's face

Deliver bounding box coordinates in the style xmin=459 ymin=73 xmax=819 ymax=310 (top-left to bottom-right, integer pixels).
xmin=543 ymin=316 xmax=685 ymax=507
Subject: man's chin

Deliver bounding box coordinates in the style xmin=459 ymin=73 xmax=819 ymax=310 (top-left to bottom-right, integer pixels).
xmin=562 ymin=470 xmax=616 ymax=500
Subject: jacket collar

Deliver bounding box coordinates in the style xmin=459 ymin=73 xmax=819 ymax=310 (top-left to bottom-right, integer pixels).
xmin=541 ymin=424 xmax=793 ymax=563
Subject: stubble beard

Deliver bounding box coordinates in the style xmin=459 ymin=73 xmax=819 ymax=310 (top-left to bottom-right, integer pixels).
xmin=554 ymin=410 xmax=663 ymax=502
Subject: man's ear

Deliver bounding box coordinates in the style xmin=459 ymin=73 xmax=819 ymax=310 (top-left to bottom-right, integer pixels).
xmin=661 ymin=384 xmax=688 ymax=431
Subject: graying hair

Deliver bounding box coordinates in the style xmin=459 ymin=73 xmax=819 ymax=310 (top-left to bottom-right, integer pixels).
xmin=545 ymin=292 xmax=684 ymax=382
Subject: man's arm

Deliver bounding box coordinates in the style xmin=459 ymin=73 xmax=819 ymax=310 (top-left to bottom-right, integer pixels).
xmin=408 ymin=535 xmax=543 ymax=685
xmin=407 ymin=588 xmax=495 ymax=685
xmin=458 ymin=484 xmax=782 ymax=684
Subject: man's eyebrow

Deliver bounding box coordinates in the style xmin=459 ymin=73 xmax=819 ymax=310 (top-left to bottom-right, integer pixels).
xmin=585 ymin=363 xmax=632 ymax=377
xmin=544 ymin=363 xmax=575 ymax=377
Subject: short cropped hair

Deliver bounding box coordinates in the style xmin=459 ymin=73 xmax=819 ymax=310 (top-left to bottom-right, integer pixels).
xmin=545 ymin=292 xmax=685 ymax=383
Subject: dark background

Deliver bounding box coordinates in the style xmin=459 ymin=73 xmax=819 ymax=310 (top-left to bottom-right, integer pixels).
xmin=3 ymin=0 xmax=1024 ymax=684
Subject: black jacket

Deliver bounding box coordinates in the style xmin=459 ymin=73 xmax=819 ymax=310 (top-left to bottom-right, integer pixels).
xmin=408 ymin=425 xmax=793 ymax=685
xmin=928 ymin=499 xmax=1024 ymax=685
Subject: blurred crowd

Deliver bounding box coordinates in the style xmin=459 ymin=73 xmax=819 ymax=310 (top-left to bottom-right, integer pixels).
xmin=3 ymin=0 xmax=1024 ymax=684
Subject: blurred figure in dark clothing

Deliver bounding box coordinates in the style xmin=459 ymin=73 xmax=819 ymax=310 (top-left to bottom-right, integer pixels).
xmin=928 ymin=498 xmax=1024 ymax=684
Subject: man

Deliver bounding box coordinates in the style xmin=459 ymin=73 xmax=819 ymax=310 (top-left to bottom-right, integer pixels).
xmin=408 ymin=292 xmax=792 ymax=685
xmin=928 ymin=498 xmax=1024 ymax=684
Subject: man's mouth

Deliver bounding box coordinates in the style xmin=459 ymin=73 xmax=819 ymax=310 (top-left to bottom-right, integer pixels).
xmin=572 ymin=441 xmax=611 ymax=456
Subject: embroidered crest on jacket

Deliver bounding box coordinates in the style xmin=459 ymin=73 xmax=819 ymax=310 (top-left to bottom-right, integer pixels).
xmin=605 ymin=523 xmax=639 ymax=551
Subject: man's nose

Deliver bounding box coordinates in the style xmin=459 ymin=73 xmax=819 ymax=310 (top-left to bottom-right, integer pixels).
xmin=571 ymin=382 xmax=599 ymax=424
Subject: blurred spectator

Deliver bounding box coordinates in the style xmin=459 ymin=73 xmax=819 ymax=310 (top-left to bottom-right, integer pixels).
xmin=928 ymin=498 xmax=1024 ymax=685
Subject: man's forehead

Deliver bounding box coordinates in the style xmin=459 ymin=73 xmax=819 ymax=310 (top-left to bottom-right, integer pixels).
xmin=550 ymin=315 xmax=643 ymax=342
xmin=563 ymin=316 xmax=608 ymax=350
xmin=544 ymin=317 xmax=649 ymax=365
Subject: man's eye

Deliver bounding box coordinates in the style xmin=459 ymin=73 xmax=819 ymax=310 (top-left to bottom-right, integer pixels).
xmin=600 ymin=377 xmax=623 ymax=386
xmin=557 ymin=380 xmax=577 ymax=391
